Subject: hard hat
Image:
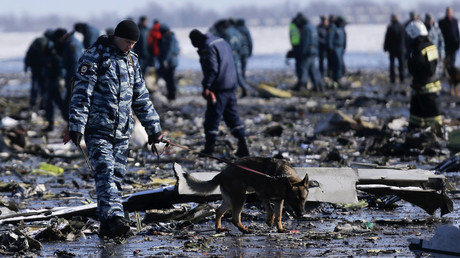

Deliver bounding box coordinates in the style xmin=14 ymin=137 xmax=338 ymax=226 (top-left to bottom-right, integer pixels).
xmin=406 ymin=20 xmax=428 ymax=39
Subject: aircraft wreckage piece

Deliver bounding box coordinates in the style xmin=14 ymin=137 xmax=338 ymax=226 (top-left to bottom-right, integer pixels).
xmin=409 ymin=225 xmax=460 ymax=256
xmin=0 ymin=163 xmax=452 ymax=224
xmin=176 ymin=164 xmax=453 ymax=216
xmin=355 ymin=167 xmax=453 ymax=216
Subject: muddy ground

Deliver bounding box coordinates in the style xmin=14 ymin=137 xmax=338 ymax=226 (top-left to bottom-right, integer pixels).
xmin=0 ymin=68 xmax=459 ymax=257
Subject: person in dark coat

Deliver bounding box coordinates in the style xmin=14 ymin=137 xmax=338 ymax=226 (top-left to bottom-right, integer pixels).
xmin=406 ymin=20 xmax=442 ymax=129
xmin=235 ymin=19 xmax=253 ymax=80
xmin=189 ymin=29 xmax=250 ymax=157
xmin=289 ymin=13 xmax=304 ymax=54
xmin=158 ymin=24 xmax=180 ymax=101
xmin=438 ymin=6 xmax=460 ymax=68
xmin=214 ymin=19 xmax=251 ymax=97
xmin=293 ymin=16 xmax=324 ymax=92
xmin=24 ymin=32 xmax=49 ymax=110
xmin=328 ymin=16 xmax=346 ymax=82
xmin=74 ymin=22 xmax=100 ymax=49
xmin=133 ymin=16 xmax=151 ymax=76
xmin=404 ymin=11 xmax=420 ymax=61
xmin=43 ymin=29 xmax=67 ymax=132
xmin=384 ymin=14 xmax=406 ymax=84
xmin=289 ymin=13 xmax=307 ymax=89
xmin=53 ymin=28 xmax=84 ymax=126
xmin=317 ymin=16 xmax=329 ymax=76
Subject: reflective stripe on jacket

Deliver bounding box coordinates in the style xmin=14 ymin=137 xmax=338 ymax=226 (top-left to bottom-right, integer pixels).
xmin=412 ymin=80 xmax=441 ymax=94
xmin=290 ymin=23 xmax=301 ymax=47
xmin=409 ymin=114 xmax=442 ymax=127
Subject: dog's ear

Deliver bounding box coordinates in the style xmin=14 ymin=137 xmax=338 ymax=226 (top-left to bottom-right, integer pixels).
xmin=293 ymin=174 xmax=309 ymax=188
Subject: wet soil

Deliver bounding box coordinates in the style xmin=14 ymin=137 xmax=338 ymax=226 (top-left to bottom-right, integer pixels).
xmin=0 ymin=68 xmax=459 ymax=257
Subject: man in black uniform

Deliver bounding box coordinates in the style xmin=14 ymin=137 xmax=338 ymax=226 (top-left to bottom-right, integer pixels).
xmin=384 ymin=14 xmax=405 ymax=84
xmin=439 ymin=6 xmax=460 ymax=69
xmin=189 ymin=29 xmax=250 ymax=157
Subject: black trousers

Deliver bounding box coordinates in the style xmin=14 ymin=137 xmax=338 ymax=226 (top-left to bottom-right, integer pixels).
xmin=389 ymin=52 xmax=405 ymax=83
xmin=445 ymin=49 xmax=457 ymax=68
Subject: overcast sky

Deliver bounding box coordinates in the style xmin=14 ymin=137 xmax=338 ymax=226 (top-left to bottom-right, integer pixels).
xmin=1 ymin=0 xmax=455 ymax=19
xmin=0 ymin=0 xmax=291 ymax=18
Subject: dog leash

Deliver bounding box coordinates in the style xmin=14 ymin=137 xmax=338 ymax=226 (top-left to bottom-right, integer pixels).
xmin=77 ymin=143 xmax=95 ymax=173
xmin=155 ymin=138 xmax=273 ymax=179
xmin=151 ymin=143 xmax=162 ymax=166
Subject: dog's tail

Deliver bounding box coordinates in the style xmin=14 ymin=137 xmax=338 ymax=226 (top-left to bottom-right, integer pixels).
xmin=183 ymin=173 xmax=221 ymax=194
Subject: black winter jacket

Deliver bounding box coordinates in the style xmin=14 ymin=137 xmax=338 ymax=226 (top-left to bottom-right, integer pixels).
xmin=438 ymin=16 xmax=460 ymax=52
xmin=384 ymin=21 xmax=405 ymax=55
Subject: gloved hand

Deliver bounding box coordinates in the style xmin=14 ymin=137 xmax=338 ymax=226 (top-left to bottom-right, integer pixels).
xmin=202 ymin=89 xmax=216 ymax=104
xmin=148 ymin=131 xmax=165 ymax=145
xmin=69 ymin=131 xmax=83 ymax=146
xmin=163 ymin=60 xmax=169 ymax=69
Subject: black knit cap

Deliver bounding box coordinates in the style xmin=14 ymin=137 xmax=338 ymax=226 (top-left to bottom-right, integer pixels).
xmin=114 ymin=20 xmax=140 ymax=41
xmin=189 ymin=29 xmax=205 ymax=47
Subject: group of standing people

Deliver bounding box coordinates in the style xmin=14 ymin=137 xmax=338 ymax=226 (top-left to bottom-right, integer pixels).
xmin=24 ymin=22 xmax=100 ymax=132
xmin=288 ymin=13 xmax=347 ymax=92
xmin=384 ymin=7 xmax=460 ymax=129
xmin=133 ymin=16 xmax=180 ymax=101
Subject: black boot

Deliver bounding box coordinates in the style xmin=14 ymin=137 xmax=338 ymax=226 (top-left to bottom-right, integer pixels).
xmin=240 ymin=87 xmax=247 ymax=98
xmin=291 ymin=82 xmax=303 ymax=91
xmin=199 ymin=139 xmax=215 ymax=157
xmin=235 ymin=137 xmax=250 ymax=157
xmin=99 ymin=216 xmax=132 ymax=238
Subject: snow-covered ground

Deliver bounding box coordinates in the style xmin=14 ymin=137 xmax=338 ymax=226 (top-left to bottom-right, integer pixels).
xmin=0 ymin=24 xmax=392 ymax=73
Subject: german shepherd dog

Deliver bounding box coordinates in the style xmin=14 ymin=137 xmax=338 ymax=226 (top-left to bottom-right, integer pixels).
xmin=183 ymin=157 xmax=309 ymax=233
xmin=444 ymin=58 xmax=460 ymax=97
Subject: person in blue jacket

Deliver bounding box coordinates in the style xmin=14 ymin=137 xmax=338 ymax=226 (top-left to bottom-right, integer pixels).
xmin=235 ymin=19 xmax=253 ymax=80
xmin=68 ymin=20 xmax=164 ymax=238
xmin=317 ymin=16 xmax=329 ymax=77
xmin=293 ymin=16 xmax=324 ymax=92
xmin=189 ymin=29 xmax=250 ymax=157
xmin=74 ymin=22 xmax=100 ymax=49
xmin=214 ymin=19 xmax=251 ymax=97
xmin=133 ymin=16 xmax=151 ymax=76
xmin=158 ymin=23 xmax=180 ymax=101
xmin=53 ymin=28 xmax=84 ymax=125
xmin=328 ymin=16 xmax=346 ymax=82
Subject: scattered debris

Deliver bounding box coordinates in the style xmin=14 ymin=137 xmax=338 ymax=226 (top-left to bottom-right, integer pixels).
xmin=32 ymin=162 xmax=64 ymax=176
xmin=256 ymin=83 xmax=292 ymax=98
xmin=334 ymin=220 xmax=374 ymax=234
xmin=314 ymin=110 xmax=380 ymax=136
xmin=0 ymin=69 xmax=458 ymax=256
xmin=1 ymin=162 xmax=452 ymax=226
xmin=0 ymin=228 xmax=42 ymax=255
